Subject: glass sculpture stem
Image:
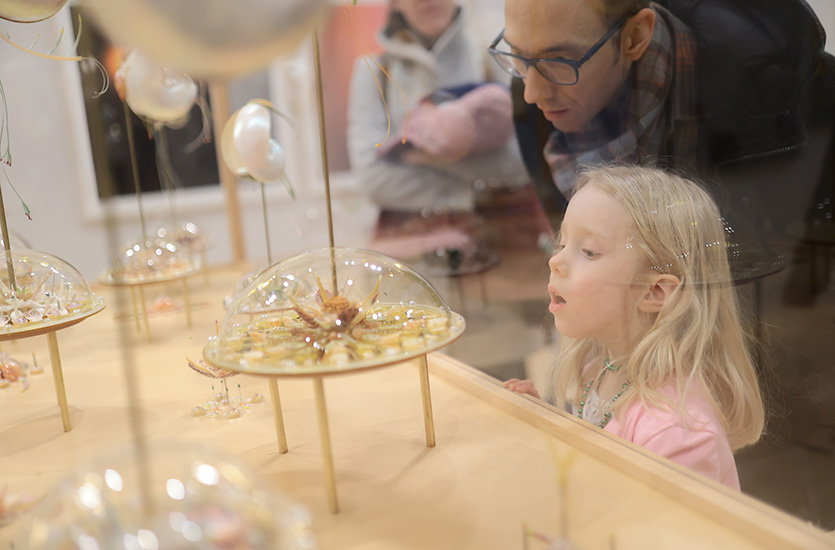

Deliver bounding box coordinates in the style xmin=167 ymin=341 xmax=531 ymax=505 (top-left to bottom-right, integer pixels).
xmin=123 ymin=100 xmax=148 ymax=242
xmin=0 ymin=180 xmax=15 ymax=291
xmin=261 ymin=182 xmax=272 ymax=265
xmin=312 ymin=30 xmax=337 ymax=294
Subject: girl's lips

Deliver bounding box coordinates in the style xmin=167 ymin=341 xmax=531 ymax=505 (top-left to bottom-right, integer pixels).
xmin=548 ymin=287 xmax=566 ymax=312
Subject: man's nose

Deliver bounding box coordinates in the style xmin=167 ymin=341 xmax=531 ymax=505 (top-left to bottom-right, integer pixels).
xmin=522 ymin=66 xmax=551 ymax=105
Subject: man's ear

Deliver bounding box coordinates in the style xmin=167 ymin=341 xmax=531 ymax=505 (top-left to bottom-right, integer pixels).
xmin=638 ymin=273 xmax=681 ymax=313
xmin=620 ymin=8 xmax=656 ymax=62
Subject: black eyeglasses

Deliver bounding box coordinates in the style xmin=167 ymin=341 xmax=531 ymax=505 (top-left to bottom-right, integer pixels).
xmin=487 ymin=15 xmax=630 ymax=86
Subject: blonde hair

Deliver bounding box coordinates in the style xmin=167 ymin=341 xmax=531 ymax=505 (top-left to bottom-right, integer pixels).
xmin=553 ymin=164 xmax=764 ymax=450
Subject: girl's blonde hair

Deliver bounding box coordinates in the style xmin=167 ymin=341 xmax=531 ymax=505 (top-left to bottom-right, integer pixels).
xmin=553 ymin=164 xmax=764 ymax=450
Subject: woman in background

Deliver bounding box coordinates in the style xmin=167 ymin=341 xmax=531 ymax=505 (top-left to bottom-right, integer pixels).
xmin=347 ymin=0 xmax=527 ymax=222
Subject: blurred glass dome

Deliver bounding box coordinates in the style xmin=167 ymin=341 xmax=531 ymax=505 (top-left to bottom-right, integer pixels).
xmin=27 ymin=442 xmax=316 ymax=550
xmin=0 ymin=229 xmax=32 ymax=249
xmin=0 ymin=250 xmax=104 ymax=334
xmin=156 ymin=221 xmax=210 ymax=256
xmin=102 ymin=238 xmax=202 ymax=284
xmin=205 ymin=247 xmax=465 ymax=375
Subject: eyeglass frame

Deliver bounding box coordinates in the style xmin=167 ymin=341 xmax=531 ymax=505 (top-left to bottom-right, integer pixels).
xmin=487 ymin=15 xmax=631 ymax=85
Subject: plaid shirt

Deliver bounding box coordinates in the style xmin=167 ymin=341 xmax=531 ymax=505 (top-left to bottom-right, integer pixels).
xmin=544 ymin=5 xmax=698 ymax=195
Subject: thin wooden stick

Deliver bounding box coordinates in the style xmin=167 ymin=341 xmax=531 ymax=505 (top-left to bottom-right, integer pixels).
xmin=209 ymin=82 xmax=245 ymax=262
xmin=0 ymin=181 xmax=15 ymax=292
xmin=137 ymin=285 xmax=151 ymax=342
xmin=313 ymin=377 xmax=339 ymax=513
xmin=47 ymin=332 xmax=71 ymax=432
xmin=123 ymin=100 xmax=147 ymax=241
xmin=261 ymin=182 xmax=272 ymax=265
xmin=418 ymin=354 xmax=436 ymax=447
xmin=130 ymin=285 xmax=141 ymax=332
xmin=312 ymin=31 xmax=337 ymax=293
xmin=268 ymin=379 xmax=288 ymax=454
xmin=181 ymin=278 xmax=192 ymax=329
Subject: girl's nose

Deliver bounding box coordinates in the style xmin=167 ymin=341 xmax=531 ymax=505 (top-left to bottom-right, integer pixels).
xmin=548 ymin=251 xmax=565 ymax=274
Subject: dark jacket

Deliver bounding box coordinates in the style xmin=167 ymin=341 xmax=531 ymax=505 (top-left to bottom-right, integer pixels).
xmin=514 ymin=0 xmax=833 ymax=233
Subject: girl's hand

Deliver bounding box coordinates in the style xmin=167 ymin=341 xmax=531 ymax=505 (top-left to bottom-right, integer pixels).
xmin=503 ymin=378 xmax=540 ymax=399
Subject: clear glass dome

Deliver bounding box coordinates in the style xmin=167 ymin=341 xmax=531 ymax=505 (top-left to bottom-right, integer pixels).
xmin=0 ymin=229 xmax=32 ymax=249
xmin=27 ymin=441 xmax=316 ymax=550
xmin=205 ymin=247 xmax=465 ymax=375
xmin=155 ymin=221 xmax=210 ymax=255
xmin=222 ymin=263 xmax=271 ymax=311
xmin=0 ymin=250 xmax=104 ymax=335
xmin=102 ymin=238 xmax=202 ymax=284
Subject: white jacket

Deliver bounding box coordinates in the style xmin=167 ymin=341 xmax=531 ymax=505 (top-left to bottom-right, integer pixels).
xmin=347 ymin=8 xmax=526 ymax=212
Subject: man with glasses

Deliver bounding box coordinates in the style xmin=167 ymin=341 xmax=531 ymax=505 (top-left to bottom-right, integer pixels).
xmin=491 ymin=0 xmax=697 ymax=195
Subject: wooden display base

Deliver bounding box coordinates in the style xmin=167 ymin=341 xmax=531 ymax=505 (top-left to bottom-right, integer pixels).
xmin=0 ymin=304 xmax=104 ymax=432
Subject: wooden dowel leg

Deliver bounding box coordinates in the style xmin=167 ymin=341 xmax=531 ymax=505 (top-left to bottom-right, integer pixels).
xmin=418 ymin=354 xmax=436 ymax=447
xmin=268 ymin=378 xmax=288 ymax=454
xmin=137 ymin=285 xmax=151 ymax=342
xmin=202 ymin=251 xmax=209 ymax=284
xmin=182 ymin=278 xmax=192 ymax=329
xmin=313 ymin=377 xmax=339 ymax=513
xmin=47 ymin=332 xmax=71 ymax=432
xmin=130 ymin=286 xmax=141 ymax=332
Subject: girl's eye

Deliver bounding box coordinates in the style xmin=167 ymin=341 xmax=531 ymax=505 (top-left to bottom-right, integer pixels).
xmin=582 ymin=248 xmax=599 ymax=259
xmin=554 ymin=243 xmax=566 ymax=253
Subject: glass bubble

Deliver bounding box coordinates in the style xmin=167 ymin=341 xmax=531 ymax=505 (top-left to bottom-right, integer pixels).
xmin=88 ymin=0 xmax=330 ymax=79
xmin=101 ymin=238 xmax=202 ymax=284
xmin=0 ymin=0 xmax=67 ymax=23
xmin=27 ymin=441 xmax=316 ymax=549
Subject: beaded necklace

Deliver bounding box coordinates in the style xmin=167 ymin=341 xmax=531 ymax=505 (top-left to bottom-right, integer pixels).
xmin=576 ymin=358 xmax=632 ymax=429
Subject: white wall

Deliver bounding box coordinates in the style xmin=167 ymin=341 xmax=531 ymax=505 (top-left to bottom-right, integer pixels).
xmin=807 ymin=0 xmax=834 ymax=53
xmin=0 ymin=8 xmax=378 ymax=281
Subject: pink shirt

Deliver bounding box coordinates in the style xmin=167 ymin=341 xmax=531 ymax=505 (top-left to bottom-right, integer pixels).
xmin=604 ymin=385 xmax=740 ymax=490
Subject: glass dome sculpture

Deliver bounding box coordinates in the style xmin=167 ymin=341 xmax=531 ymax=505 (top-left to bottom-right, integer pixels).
xmin=0 ymin=229 xmax=32 ymax=249
xmin=27 ymin=442 xmax=316 ymax=550
xmin=0 ymin=250 xmax=104 ymax=335
xmin=222 ymin=263 xmax=272 ymax=311
xmin=205 ymin=247 xmax=465 ymax=375
xmin=156 ymin=221 xmax=210 ymax=256
xmin=101 ymin=237 xmax=202 ymax=284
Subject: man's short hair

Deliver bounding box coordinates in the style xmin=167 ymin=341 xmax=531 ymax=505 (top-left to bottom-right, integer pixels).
xmin=598 ymin=0 xmax=651 ymax=23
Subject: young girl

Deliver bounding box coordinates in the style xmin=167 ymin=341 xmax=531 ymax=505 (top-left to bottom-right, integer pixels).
xmin=505 ymin=164 xmax=764 ymax=490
